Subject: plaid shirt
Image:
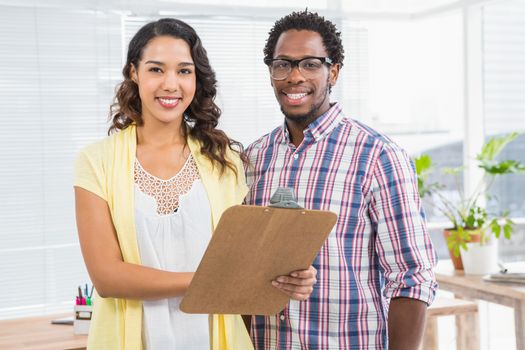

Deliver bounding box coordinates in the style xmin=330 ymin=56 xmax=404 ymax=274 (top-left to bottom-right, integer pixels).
xmin=245 ymin=103 xmax=438 ymax=349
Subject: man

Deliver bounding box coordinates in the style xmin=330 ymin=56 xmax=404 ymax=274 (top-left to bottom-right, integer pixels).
xmin=244 ymin=10 xmax=438 ymax=349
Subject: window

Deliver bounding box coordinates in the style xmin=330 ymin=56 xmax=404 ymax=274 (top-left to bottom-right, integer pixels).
xmin=0 ymin=5 xmax=121 ymax=319
xmin=483 ymin=0 xmax=525 ymax=219
xmin=0 ymin=4 xmax=369 ymax=319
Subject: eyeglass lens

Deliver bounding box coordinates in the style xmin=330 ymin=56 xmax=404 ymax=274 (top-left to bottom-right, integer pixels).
xmin=270 ymin=58 xmax=325 ymax=79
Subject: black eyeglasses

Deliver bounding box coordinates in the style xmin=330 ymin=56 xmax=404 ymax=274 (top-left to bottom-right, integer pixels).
xmin=264 ymin=56 xmax=333 ymax=80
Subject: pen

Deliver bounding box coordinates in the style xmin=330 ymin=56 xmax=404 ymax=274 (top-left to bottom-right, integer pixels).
xmin=89 ymin=285 xmax=94 ymax=299
xmin=85 ymin=283 xmax=89 ymax=297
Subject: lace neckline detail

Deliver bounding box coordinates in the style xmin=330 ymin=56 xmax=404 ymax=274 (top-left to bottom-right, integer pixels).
xmin=134 ymin=155 xmax=200 ymax=215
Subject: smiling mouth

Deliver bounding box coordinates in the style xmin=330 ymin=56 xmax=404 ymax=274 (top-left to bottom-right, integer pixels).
xmin=286 ymin=92 xmax=308 ymax=100
xmin=282 ymin=91 xmax=310 ymax=105
xmin=157 ymin=97 xmax=180 ymax=108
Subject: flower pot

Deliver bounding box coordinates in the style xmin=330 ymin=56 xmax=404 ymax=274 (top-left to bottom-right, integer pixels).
xmin=461 ymin=236 xmax=499 ymax=275
xmin=443 ymin=230 xmax=464 ymax=270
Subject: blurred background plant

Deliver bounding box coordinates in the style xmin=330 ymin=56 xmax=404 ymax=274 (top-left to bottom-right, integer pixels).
xmin=414 ymin=132 xmax=525 ymax=256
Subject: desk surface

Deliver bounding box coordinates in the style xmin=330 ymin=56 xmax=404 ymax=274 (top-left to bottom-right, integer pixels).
xmin=0 ymin=313 xmax=87 ymax=350
xmin=436 ymin=260 xmax=525 ymax=303
xmin=436 ymin=260 xmax=525 ymax=350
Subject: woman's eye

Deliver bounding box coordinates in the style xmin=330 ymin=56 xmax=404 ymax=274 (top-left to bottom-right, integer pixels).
xmin=149 ymin=67 xmax=162 ymax=73
xmin=179 ymin=68 xmax=193 ymax=75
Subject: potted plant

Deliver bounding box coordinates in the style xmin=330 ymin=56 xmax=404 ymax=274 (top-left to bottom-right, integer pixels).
xmin=414 ymin=132 xmax=525 ymax=274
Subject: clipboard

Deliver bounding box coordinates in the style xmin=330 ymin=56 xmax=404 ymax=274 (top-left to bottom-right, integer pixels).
xmin=180 ymin=189 xmax=337 ymax=315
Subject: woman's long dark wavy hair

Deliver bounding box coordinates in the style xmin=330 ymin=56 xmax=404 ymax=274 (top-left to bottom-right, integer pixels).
xmin=109 ymin=18 xmax=246 ymax=175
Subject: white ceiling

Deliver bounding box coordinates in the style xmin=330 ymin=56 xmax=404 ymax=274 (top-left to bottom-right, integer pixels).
xmin=0 ymin=0 xmax=501 ymax=18
xmin=343 ymin=0 xmax=458 ymax=13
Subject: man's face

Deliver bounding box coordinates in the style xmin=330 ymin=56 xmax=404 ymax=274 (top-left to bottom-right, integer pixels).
xmin=270 ymin=30 xmax=340 ymax=124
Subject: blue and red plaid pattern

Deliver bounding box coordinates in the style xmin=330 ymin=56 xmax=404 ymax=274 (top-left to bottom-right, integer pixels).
xmin=245 ymin=103 xmax=438 ymax=349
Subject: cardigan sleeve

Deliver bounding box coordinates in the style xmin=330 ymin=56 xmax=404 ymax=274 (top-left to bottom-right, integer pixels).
xmin=74 ymin=143 xmax=108 ymax=201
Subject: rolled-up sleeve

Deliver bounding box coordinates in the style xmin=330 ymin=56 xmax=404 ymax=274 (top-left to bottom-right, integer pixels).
xmin=369 ymin=144 xmax=438 ymax=306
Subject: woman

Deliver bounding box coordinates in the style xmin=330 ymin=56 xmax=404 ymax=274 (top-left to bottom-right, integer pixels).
xmin=74 ymin=18 xmax=316 ymax=350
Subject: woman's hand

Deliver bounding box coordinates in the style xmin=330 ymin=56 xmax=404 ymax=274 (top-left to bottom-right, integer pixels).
xmin=271 ymin=265 xmax=317 ymax=301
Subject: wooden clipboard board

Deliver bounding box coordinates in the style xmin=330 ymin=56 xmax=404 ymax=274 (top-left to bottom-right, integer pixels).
xmin=180 ymin=204 xmax=337 ymax=315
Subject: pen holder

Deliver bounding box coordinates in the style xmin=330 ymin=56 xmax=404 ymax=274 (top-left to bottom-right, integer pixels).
xmin=74 ymin=304 xmax=92 ymax=335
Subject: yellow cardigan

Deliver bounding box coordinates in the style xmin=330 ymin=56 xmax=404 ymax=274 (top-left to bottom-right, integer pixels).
xmin=74 ymin=125 xmax=253 ymax=350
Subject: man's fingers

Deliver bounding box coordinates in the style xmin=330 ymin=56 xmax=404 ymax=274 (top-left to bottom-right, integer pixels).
xmin=289 ymin=266 xmax=317 ymax=278
xmin=276 ymin=276 xmax=317 ymax=286
xmin=272 ymin=281 xmax=314 ymax=294
xmin=272 ymin=265 xmax=317 ymax=301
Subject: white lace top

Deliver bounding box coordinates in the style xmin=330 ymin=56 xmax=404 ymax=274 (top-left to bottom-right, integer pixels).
xmin=134 ymin=155 xmax=212 ymax=349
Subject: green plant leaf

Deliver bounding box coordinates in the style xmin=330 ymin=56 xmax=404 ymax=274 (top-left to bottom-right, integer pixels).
xmin=490 ymin=218 xmax=501 ymax=238
xmin=412 ymin=154 xmax=443 ymax=199
xmin=446 ymin=227 xmax=475 ymax=255
xmin=503 ymin=222 xmax=513 ymax=240
xmin=413 ymin=133 xmax=523 ymax=238
xmin=483 ymin=160 xmax=525 ymax=175
xmin=414 ymin=154 xmax=432 ymax=175
xmin=477 ymin=132 xmax=519 ymax=162
xmin=464 ymin=206 xmax=487 ymax=229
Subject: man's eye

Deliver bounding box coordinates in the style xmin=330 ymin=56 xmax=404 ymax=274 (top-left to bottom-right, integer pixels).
xmin=273 ymin=62 xmax=290 ymax=69
xmin=302 ymin=61 xmax=321 ymax=69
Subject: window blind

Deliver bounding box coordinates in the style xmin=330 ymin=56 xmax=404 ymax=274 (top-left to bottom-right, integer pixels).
xmin=0 ymin=6 xmax=368 ymax=319
xmin=483 ymin=0 xmax=525 ymax=134
xmin=483 ymin=0 xmax=525 ymax=218
xmin=0 ymin=5 xmax=121 ymax=319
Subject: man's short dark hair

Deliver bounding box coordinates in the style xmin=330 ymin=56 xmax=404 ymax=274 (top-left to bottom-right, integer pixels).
xmin=263 ymin=10 xmax=344 ymax=67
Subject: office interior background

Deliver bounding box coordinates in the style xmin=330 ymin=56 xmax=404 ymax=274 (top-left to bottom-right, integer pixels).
xmin=0 ymin=0 xmax=524 ymax=348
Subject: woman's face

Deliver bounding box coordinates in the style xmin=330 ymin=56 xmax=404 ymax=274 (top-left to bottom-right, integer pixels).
xmin=131 ymin=35 xmax=196 ymax=127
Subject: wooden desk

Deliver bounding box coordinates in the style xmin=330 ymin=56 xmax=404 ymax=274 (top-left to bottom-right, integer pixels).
xmin=436 ymin=260 xmax=525 ymax=350
xmin=0 ymin=313 xmax=87 ymax=350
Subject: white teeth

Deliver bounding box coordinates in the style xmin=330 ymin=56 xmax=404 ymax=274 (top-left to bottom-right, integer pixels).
xmin=159 ymin=98 xmax=178 ymax=104
xmin=286 ymin=93 xmax=307 ymax=100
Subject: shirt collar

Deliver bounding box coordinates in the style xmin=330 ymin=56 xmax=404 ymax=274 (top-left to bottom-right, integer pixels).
xmin=281 ymin=102 xmax=345 ymax=144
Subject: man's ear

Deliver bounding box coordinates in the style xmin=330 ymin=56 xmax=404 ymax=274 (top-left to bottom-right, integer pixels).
xmin=329 ymin=63 xmax=341 ymax=87
xmin=268 ymin=67 xmax=274 ymax=87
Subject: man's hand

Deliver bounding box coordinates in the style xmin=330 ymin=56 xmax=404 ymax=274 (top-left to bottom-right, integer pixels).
xmin=272 ymin=265 xmax=317 ymax=301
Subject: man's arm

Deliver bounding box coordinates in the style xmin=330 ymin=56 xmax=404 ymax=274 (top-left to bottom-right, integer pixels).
xmin=369 ymin=145 xmax=437 ymax=348
xmin=388 ymin=297 xmax=427 ymax=350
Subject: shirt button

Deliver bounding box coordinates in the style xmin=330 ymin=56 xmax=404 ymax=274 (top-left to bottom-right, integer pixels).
xmin=293 ymin=154 xmax=299 ymax=160
xmin=280 ymin=314 xmax=285 ymax=321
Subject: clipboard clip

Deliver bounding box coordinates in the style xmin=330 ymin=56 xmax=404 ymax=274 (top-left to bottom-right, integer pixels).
xmin=268 ymin=187 xmax=303 ymax=209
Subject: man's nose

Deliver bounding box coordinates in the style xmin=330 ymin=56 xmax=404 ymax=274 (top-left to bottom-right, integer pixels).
xmin=287 ymin=65 xmax=306 ymax=84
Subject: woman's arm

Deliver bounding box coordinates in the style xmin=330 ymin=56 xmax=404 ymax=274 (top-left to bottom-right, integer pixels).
xmin=75 ymin=186 xmax=192 ymax=300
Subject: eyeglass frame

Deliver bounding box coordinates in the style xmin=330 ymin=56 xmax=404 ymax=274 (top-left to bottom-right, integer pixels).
xmin=263 ymin=56 xmax=334 ymax=80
